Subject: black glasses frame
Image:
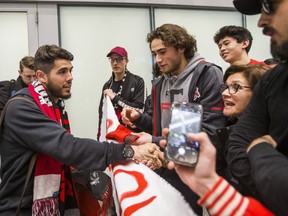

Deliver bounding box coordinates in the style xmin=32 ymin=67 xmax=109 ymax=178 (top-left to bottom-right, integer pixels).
xmin=108 ymin=57 xmax=125 ymax=63
xmin=220 ymin=83 xmax=251 ymax=95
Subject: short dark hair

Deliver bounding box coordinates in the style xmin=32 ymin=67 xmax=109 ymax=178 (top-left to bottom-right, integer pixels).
xmin=34 ymin=44 xmax=74 ymax=74
xmin=19 ymin=56 xmax=34 ymax=72
xmin=146 ymin=23 xmax=197 ymax=60
xmin=224 ymin=64 xmax=269 ymax=90
xmin=214 ymin=25 xmax=253 ymax=53
xmin=264 ymin=58 xmax=281 ymax=65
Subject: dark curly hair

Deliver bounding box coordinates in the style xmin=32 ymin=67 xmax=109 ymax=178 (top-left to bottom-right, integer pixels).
xmin=34 ymin=44 xmax=74 ymax=74
xmin=146 ymin=23 xmax=197 ymax=60
xmin=214 ymin=25 xmax=253 ymax=53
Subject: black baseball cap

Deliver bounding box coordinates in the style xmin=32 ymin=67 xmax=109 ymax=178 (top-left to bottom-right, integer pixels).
xmin=233 ymin=0 xmax=262 ymax=15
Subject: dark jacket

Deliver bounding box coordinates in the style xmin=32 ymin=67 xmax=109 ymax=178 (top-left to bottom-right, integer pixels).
xmin=0 ymin=88 xmax=127 ymax=215
xmin=97 ymin=70 xmax=145 ymax=140
xmin=225 ymin=62 xmax=288 ymax=214
xmin=133 ymin=59 xmax=226 ymax=214
xmin=248 ymin=143 xmax=288 ymax=216
xmin=0 ymin=76 xmax=27 ymax=116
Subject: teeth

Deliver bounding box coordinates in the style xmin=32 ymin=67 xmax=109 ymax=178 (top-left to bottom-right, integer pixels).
xmin=225 ymin=102 xmax=234 ymax=106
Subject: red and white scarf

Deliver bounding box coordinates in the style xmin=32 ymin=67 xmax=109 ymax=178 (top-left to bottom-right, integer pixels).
xmin=28 ymin=81 xmax=79 ymax=216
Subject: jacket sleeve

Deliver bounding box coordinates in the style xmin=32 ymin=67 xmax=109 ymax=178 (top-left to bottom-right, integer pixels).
xmin=197 ymin=66 xmax=226 ymax=145
xmin=112 ymin=76 xmax=145 ymax=110
xmin=4 ymin=97 xmax=127 ymax=171
xmin=225 ymin=79 xmax=269 ymax=197
xmin=132 ymin=111 xmax=153 ymax=134
xmin=248 ymin=143 xmax=288 ymax=215
xmin=198 ymin=177 xmax=274 ymax=216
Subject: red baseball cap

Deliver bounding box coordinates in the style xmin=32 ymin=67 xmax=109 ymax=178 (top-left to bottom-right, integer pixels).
xmin=106 ymin=46 xmax=128 ymax=58
xmin=233 ymin=0 xmax=261 ymax=15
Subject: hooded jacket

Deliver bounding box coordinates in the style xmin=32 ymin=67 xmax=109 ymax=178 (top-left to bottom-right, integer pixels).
xmin=132 ymin=54 xmax=226 ymax=213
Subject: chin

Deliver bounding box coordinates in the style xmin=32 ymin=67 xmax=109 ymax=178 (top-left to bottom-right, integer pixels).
xmin=62 ymin=94 xmax=72 ymax=100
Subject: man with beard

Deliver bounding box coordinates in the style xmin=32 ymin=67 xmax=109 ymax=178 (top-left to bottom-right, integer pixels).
xmin=0 ymin=44 xmax=163 ymax=215
xmin=225 ymin=0 xmax=288 ymax=215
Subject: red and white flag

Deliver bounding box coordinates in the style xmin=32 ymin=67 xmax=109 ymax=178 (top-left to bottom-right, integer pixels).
xmin=99 ymin=96 xmax=196 ymax=216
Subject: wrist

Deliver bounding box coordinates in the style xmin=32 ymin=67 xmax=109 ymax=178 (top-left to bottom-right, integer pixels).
xmin=194 ymin=174 xmax=220 ymax=198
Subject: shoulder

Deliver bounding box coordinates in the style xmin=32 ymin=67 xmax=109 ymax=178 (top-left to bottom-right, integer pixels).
xmin=126 ymin=71 xmax=144 ymax=82
xmin=0 ymin=80 xmax=13 ymax=88
xmin=194 ymin=61 xmax=223 ymax=80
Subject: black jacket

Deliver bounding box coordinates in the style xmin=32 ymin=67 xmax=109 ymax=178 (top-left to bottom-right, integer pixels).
xmin=97 ymin=70 xmax=145 ymax=140
xmin=133 ymin=60 xmax=226 ymax=214
xmin=0 ymin=88 xmax=127 ymax=215
xmin=0 ymin=76 xmax=27 ymax=116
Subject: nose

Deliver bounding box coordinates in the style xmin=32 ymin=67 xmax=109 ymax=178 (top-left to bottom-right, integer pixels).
xmin=67 ymin=71 xmax=73 ymax=81
xmin=221 ymin=88 xmax=230 ymax=97
xmin=258 ymin=11 xmax=269 ymax=28
xmin=155 ymin=54 xmax=162 ymax=63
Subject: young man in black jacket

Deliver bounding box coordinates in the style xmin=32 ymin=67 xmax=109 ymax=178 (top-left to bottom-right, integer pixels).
xmin=97 ymin=46 xmax=146 ymax=140
xmin=0 ymin=56 xmax=36 ymax=116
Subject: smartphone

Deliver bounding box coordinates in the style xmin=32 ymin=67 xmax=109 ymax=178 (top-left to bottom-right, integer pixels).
xmin=165 ymin=102 xmax=202 ymax=166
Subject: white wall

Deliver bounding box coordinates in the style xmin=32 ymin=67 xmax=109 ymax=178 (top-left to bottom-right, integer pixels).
xmin=60 ymin=6 xmax=152 ymax=139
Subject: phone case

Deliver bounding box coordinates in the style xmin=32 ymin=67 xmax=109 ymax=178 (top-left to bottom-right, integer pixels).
xmin=165 ymin=102 xmax=203 ymax=166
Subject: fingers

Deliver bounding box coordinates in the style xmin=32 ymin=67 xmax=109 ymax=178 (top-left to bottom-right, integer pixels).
xmin=262 ymin=135 xmax=277 ymax=148
xmin=162 ymin=128 xmax=169 ymax=137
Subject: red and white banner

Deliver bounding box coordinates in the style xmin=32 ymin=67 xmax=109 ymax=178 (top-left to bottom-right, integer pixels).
xmin=99 ymin=96 xmax=196 ymax=216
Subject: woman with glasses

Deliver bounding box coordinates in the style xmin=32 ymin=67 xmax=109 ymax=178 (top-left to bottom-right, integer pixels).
xmin=216 ymin=64 xmax=269 ymax=192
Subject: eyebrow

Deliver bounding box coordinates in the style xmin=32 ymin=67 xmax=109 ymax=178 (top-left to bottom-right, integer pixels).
xmin=152 ymin=47 xmax=166 ymax=54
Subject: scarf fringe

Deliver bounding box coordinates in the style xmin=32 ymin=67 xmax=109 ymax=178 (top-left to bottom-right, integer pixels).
xmin=98 ymin=181 xmax=113 ymax=216
xmin=32 ymin=197 xmax=60 ymax=216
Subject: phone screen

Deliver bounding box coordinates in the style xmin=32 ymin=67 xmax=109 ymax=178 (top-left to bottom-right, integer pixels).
xmin=165 ymin=102 xmax=202 ymax=166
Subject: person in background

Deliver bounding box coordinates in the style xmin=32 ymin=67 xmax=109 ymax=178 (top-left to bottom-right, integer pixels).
xmin=97 ymin=46 xmax=146 ymax=140
xmin=224 ymin=0 xmax=288 ymax=214
xmin=159 ymin=129 xmax=274 ymax=216
xmin=213 ymin=25 xmax=266 ymax=66
xmin=0 ymin=44 xmax=163 ymax=215
xmin=264 ymin=57 xmax=280 ymax=68
xmin=122 ymin=23 xmax=226 ymax=215
xmin=0 ymin=56 xmax=36 ymax=116
xmin=216 ymin=64 xmax=269 ymax=192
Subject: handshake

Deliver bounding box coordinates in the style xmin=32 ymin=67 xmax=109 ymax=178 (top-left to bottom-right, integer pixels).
xmin=131 ymin=143 xmax=165 ymax=170
xmin=105 ymin=124 xmax=165 ymax=170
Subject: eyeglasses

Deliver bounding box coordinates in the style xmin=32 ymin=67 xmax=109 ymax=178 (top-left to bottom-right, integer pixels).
xmin=220 ymin=83 xmax=251 ymax=94
xmin=23 ymin=74 xmax=37 ymax=79
xmin=262 ymin=0 xmax=280 ymax=14
xmin=108 ymin=57 xmax=125 ymax=63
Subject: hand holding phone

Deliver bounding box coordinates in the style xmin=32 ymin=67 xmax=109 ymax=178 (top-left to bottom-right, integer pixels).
xmin=165 ymin=102 xmax=202 ymax=166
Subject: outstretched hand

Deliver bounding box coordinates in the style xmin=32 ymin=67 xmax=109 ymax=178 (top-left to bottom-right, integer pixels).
xmin=121 ymin=107 xmax=140 ymax=127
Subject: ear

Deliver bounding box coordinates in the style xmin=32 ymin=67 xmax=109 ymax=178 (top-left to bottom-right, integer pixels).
xmin=18 ymin=70 xmax=22 ymax=76
xmin=178 ymin=47 xmax=185 ymax=54
xmin=242 ymin=39 xmax=250 ymax=49
xmin=36 ymin=70 xmax=48 ymax=84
